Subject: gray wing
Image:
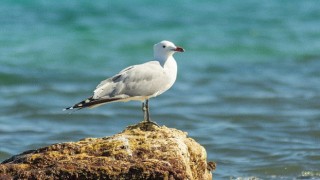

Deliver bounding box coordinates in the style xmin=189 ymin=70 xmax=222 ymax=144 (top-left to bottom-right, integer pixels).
xmin=93 ymin=61 xmax=171 ymax=100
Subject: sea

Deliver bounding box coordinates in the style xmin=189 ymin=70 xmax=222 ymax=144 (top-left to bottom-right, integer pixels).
xmin=1 ymin=0 xmax=320 ymax=179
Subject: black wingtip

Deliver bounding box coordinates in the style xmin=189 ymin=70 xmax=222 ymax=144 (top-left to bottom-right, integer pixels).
xmin=63 ymin=107 xmax=73 ymax=111
xmin=63 ymin=97 xmax=122 ymax=111
xmin=63 ymin=96 xmax=94 ymax=111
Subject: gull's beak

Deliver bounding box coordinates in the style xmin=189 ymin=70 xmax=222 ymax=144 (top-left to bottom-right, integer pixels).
xmin=173 ymin=46 xmax=185 ymax=52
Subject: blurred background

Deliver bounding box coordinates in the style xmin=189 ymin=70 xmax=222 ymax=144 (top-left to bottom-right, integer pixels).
xmin=1 ymin=0 xmax=320 ymax=179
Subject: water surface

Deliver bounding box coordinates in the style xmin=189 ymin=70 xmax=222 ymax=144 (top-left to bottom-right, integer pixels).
xmin=1 ymin=0 xmax=320 ymax=179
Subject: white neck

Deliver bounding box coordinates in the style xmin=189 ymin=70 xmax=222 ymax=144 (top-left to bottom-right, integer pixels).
xmin=154 ymin=53 xmax=174 ymax=67
xmin=163 ymin=56 xmax=178 ymax=88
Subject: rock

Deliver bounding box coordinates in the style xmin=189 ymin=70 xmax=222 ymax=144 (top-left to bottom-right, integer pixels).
xmin=0 ymin=122 xmax=215 ymax=180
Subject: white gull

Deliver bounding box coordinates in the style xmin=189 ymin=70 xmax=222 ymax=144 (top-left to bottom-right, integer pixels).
xmin=64 ymin=40 xmax=185 ymax=123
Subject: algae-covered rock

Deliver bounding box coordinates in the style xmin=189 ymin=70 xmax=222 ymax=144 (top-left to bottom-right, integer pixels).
xmin=0 ymin=122 xmax=215 ymax=180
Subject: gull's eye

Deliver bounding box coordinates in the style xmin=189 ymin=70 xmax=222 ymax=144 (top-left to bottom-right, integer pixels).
xmin=162 ymin=45 xmax=166 ymax=48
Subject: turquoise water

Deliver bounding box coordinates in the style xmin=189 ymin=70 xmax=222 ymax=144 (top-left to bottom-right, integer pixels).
xmin=1 ymin=0 xmax=320 ymax=179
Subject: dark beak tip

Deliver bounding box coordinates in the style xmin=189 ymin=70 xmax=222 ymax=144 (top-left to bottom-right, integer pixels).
xmin=175 ymin=47 xmax=185 ymax=52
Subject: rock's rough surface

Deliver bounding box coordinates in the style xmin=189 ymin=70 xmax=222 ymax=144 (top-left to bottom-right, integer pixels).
xmin=0 ymin=122 xmax=215 ymax=180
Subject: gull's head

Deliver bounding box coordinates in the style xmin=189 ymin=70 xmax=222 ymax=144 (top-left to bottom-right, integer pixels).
xmin=153 ymin=40 xmax=184 ymax=61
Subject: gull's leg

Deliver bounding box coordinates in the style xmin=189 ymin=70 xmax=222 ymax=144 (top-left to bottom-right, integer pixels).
xmin=140 ymin=99 xmax=159 ymax=127
xmin=142 ymin=100 xmax=150 ymax=122
xmin=142 ymin=101 xmax=147 ymax=121
xmin=145 ymin=99 xmax=150 ymax=122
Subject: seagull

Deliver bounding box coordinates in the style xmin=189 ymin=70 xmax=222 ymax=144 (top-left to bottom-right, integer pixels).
xmin=64 ymin=40 xmax=184 ymax=124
